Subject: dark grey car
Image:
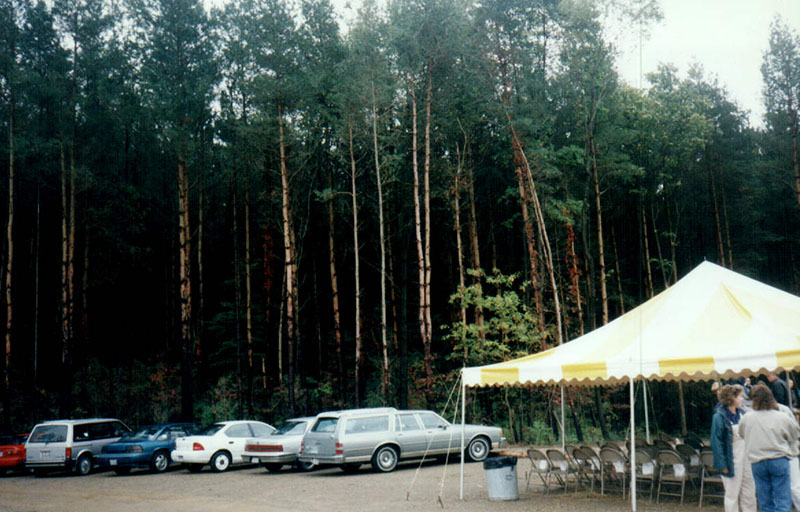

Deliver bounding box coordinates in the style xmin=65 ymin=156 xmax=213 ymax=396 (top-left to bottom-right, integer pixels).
xmin=298 ymin=408 xmax=504 ymax=473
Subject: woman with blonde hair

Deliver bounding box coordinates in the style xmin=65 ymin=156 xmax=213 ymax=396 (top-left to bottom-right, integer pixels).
xmin=739 ymin=383 xmax=800 ymax=512
xmin=711 ymin=384 xmax=756 ymax=511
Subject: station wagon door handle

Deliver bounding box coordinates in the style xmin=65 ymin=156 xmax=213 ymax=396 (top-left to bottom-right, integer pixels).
xmin=229 ymin=441 xmax=234 ymax=444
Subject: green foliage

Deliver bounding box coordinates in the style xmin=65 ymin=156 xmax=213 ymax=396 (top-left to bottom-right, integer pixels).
xmin=444 ymin=269 xmax=545 ymax=367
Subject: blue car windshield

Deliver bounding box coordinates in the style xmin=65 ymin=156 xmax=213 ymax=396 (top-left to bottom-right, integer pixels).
xmin=198 ymin=424 xmax=225 ymax=436
xmin=273 ymin=421 xmax=306 ymax=436
xmin=121 ymin=426 xmax=162 ymax=441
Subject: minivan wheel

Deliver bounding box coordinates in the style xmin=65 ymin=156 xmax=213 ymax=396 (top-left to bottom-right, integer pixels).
xmin=76 ymin=454 xmax=93 ymax=476
xmin=466 ymin=437 xmax=489 ymax=462
xmin=371 ymin=446 xmax=399 ymax=473
xmin=151 ymin=451 xmax=170 ymax=473
xmin=295 ymin=461 xmax=315 ymax=472
xmin=210 ymin=451 xmax=232 ymax=473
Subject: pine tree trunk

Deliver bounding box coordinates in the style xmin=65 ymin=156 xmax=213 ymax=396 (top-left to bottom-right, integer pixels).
xmin=60 ymin=139 xmax=71 ymax=415
xmin=232 ymin=171 xmax=243 ymax=418
xmin=515 ymin=164 xmax=545 ymax=337
xmin=245 ymin=182 xmax=254 ymax=414
xmin=790 ymin=103 xmax=800 ymax=213
xmin=677 ymin=381 xmax=687 ymax=436
xmin=590 ymin=137 xmax=609 ymax=324
xmin=410 ymin=81 xmax=430 ymax=403
xmin=3 ymin=101 xmax=14 ymax=427
xmin=565 ymin=221 xmax=584 ymax=336
xmin=278 ymin=102 xmax=297 ymax=415
xmin=178 ymin=153 xmax=193 ymax=422
xmin=611 ymin=227 xmax=625 ymax=315
xmin=709 ymin=161 xmax=726 ymax=267
xmin=197 ymin=170 xmax=205 ymax=359
xmin=372 ymin=84 xmax=390 ymax=400
xmin=650 ymin=203 xmax=669 ymax=288
xmin=349 ymin=123 xmax=362 ymax=407
xmin=721 ymin=182 xmax=733 ymax=269
xmin=423 ymin=72 xmax=434 ymax=401
xmin=327 ymin=173 xmax=345 ymax=403
xmin=453 ymin=147 xmax=468 ymax=362
xmin=641 ymin=202 xmax=655 ymax=299
xmin=465 ymin=149 xmax=485 ymax=341
xmin=68 ymin=139 xmax=76 ymax=348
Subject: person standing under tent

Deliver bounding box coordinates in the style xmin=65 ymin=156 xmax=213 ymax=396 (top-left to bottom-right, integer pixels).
xmin=768 ymin=372 xmax=792 ymax=409
xmin=739 ymin=383 xmax=800 ymax=512
xmin=711 ymin=384 xmax=757 ymax=512
xmin=775 ymin=398 xmax=800 ymax=509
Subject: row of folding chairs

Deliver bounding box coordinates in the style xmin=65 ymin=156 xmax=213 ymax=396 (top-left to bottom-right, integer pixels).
xmin=525 ymin=443 xmax=724 ymax=507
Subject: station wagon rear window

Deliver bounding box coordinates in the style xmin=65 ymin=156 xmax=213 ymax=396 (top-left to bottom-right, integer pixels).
xmin=29 ymin=425 xmax=68 ymax=443
xmin=312 ymin=418 xmax=338 ymax=433
xmin=345 ymin=416 xmax=389 ymax=434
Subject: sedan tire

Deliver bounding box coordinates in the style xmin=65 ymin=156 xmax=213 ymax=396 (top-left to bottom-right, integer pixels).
xmin=264 ymin=463 xmax=284 ymax=473
xmin=151 ymin=451 xmax=170 ymax=473
xmin=466 ymin=437 xmax=490 ymax=462
xmin=210 ymin=451 xmax=232 ymax=473
xmin=371 ymin=446 xmax=399 ymax=473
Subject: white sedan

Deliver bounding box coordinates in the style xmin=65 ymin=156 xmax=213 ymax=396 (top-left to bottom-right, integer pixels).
xmin=171 ymin=420 xmax=275 ymax=473
xmin=243 ymin=417 xmax=314 ymax=472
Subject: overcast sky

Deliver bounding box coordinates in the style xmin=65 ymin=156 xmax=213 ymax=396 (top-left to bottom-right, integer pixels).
xmin=204 ymin=0 xmax=800 ymax=128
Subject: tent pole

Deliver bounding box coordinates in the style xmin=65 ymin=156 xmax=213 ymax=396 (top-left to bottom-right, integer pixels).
xmin=643 ymin=380 xmax=650 ymax=444
xmin=630 ymin=376 xmax=637 ymax=511
xmin=560 ymin=383 xmax=566 ymax=449
xmin=460 ymin=375 xmax=466 ymax=500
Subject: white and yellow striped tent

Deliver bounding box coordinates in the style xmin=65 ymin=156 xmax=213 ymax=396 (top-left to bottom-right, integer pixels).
xmin=462 ymin=261 xmax=800 ymax=387
xmin=457 ymin=261 xmax=800 ymax=509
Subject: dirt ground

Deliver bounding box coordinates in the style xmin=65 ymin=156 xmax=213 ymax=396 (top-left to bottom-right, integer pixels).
xmin=0 ymin=458 xmax=720 ymax=512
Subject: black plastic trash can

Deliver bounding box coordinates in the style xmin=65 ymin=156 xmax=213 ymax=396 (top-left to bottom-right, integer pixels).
xmin=483 ymin=456 xmax=519 ymax=501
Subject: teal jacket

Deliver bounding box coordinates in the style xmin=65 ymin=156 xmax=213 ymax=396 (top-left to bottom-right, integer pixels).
xmin=710 ymin=406 xmax=735 ymax=477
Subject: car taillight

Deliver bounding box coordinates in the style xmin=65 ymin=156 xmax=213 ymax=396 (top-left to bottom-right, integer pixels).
xmin=192 ymin=442 xmax=204 ymax=451
xmin=65 ymin=447 xmax=72 ymax=459
xmin=335 ymin=442 xmax=343 ymax=455
xmin=126 ymin=445 xmax=143 ymax=453
xmin=300 ymin=441 xmax=304 ymax=454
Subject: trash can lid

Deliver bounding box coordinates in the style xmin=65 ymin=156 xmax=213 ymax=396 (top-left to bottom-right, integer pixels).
xmin=483 ymin=456 xmax=518 ymax=469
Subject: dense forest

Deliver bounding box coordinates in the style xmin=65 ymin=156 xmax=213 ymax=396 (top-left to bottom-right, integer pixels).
xmin=0 ymin=0 xmax=799 ymax=443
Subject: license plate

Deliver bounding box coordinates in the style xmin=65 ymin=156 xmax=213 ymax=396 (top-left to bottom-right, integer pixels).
xmin=40 ymin=451 xmax=49 ymax=458
xmin=110 ymin=459 xmax=117 ymax=466
xmin=305 ymin=446 xmax=318 ymax=454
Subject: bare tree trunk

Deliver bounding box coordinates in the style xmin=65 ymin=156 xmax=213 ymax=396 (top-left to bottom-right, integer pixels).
xmin=60 ymin=139 xmax=70 ymax=380
xmin=515 ymin=162 xmax=545 ymax=337
xmin=232 ymin=170 xmax=243 ymax=418
xmin=565 ymin=221 xmax=584 ymax=337
xmin=278 ymin=102 xmax=297 ymax=415
xmin=423 ymin=72 xmax=434 ymax=400
xmin=3 ymin=101 xmax=14 ymax=427
xmin=650 ymin=203 xmax=669 ymax=289
xmin=590 ymin=137 xmax=609 ymax=324
xmin=611 ymin=227 xmax=625 ymax=315
xmin=178 ymin=153 xmax=193 ymax=421
xmin=410 ymin=81 xmax=431 ymax=403
xmin=327 ymin=173 xmax=345 ymax=402
xmin=721 ymin=182 xmax=733 ymax=269
xmin=372 ymin=84 xmax=390 ymax=400
xmin=68 ymin=139 xmax=76 ymax=349
xmin=349 ymin=122 xmax=362 ymax=407
xmin=453 ymin=145 xmax=468 ymax=362
xmin=245 ymin=182 xmax=254 ymax=414
xmin=464 ymin=144 xmax=485 ymax=340
xmin=641 ymin=202 xmax=655 ymax=299
xmin=709 ymin=162 xmax=726 ymax=267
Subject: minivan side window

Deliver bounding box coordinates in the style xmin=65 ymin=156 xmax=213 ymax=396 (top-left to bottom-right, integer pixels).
xmin=73 ymin=426 xmax=91 ymax=442
xmin=312 ymin=418 xmax=338 ymax=433
xmin=345 ymin=416 xmax=389 ymax=434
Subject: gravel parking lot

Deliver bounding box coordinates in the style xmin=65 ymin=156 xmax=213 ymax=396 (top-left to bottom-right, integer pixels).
xmin=0 ymin=459 xmax=718 ymax=512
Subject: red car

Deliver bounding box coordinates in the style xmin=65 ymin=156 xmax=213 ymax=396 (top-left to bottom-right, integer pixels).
xmin=0 ymin=433 xmax=28 ymax=474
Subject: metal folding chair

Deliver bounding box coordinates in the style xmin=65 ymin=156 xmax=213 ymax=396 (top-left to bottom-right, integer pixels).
xmin=657 ymin=449 xmax=688 ymax=504
xmin=526 ymin=448 xmax=552 ymax=493
xmin=599 ymin=446 xmax=629 ymax=497
xmin=546 ymin=448 xmax=580 ymax=493
xmin=698 ymin=451 xmax=725 ymax=507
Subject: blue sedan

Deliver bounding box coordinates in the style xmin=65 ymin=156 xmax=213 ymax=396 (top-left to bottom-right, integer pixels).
xmin=95 ymin=423 xmax=197 ymax=475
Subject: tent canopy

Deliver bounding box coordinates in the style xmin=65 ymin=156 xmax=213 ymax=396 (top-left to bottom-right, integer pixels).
xmin=462 ymin=261 xmax=800 ymax=388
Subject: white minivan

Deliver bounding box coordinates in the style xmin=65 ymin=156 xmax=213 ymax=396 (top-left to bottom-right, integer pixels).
xmin=26 ymin=418 xmax=130 ymax=475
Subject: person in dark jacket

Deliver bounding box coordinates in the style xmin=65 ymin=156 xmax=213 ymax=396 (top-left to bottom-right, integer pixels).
xmin=711 ymin=384 xmax=757 ymax=512
xmin=768 ymin=372 xmax=792 ymax=408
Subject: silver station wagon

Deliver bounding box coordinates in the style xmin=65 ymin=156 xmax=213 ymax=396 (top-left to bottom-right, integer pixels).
xmin=297 ymin=407 xmax=504 ymax=473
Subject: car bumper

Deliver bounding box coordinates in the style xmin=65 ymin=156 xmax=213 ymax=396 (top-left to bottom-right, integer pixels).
xmin=25 ymin=459 xmax=74 ymax=471
xmin=297 ymin=454 xmax=344 ymax=465
xmin=245 ymin=453 xmax=298 ymax=464
xmin=95 ymin=453 xmax=152 ymax=469
xmin=171 ymin=450 xmax=210 ymax=465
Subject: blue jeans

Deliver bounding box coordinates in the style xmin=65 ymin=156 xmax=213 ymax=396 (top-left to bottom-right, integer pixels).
xmin=751 ymin=457 xmax=792 ymax=512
